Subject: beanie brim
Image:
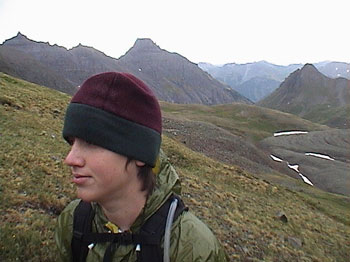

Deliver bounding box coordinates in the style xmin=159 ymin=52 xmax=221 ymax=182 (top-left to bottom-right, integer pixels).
xmin=62 ymin=103 xmax=161 ymax=167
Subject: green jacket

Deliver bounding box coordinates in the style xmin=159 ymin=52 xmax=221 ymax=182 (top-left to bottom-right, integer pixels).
xmin=55 ymin=151 xmax=228 ymax=261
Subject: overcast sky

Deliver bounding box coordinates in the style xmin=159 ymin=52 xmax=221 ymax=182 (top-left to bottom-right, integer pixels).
xmin=0 ymin=0 xmax=349 ymax=66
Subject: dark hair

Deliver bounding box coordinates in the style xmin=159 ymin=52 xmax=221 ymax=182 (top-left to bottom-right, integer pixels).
xmin=126 ymin=158 xmax=156 ymax=198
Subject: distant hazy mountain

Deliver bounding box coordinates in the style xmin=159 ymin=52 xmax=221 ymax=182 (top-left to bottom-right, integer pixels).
xmin=258 ymin=64 xmax=350 ymax=128
xmin=234 ymin=77 xmax=280 ymax=102
xmin=199 ymin=61 xmax=302 ymax=102
xmin=199 ymin=61 xmax=350 ymax=102
xmin=0 ymin=33 xmax=250 ymax=105
xmin=316 ymin=61 xmax=350 ymax=79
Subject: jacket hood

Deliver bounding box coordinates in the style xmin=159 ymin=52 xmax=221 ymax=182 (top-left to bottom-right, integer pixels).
xmin=132 ymin=149 xmax=182 ymax=230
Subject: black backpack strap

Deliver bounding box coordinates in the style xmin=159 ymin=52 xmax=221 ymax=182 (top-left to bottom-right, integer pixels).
xmin=137 ymin=194 xmax=188 ymax=262
xmin=71 ymin=194 xmax=188 ymax=262
xmin=71 ymin=200 xmax=95 ymax=262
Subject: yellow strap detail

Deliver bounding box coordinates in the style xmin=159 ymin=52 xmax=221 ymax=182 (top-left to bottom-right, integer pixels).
xmin=105 ymin=221 xmax=119 ymax=233
xmin=152 ymin=156 xmax=161 ymax=175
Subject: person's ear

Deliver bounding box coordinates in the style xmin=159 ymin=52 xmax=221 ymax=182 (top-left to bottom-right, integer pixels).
xmin=135 ymin=160 xmax=145 ymax=167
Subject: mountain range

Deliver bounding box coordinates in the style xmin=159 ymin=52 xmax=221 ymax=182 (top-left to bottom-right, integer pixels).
xmin=0 ymin=33 xmax=250 ymax=105
xmin=1 ymin=33 xmax=349 ymax=128
xmin=199 ymin=61 xmax=350 ymax=102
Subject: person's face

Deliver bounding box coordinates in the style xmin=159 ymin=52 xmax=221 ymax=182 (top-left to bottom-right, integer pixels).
xmin=64 ymin=137 xmax=141 ymax=203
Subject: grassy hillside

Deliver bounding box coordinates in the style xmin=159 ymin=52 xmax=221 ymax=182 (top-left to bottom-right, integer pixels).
xmin=0 ymin=73 xmax=74 ymax=261
xmin=161 ymin=102 xmax=327 ymax=142
xmin=1 ymin=73 xmax=349 ymax=262
xmin=0 ymin=45 xmax=74 ymax=94
xmin=303 ymin=104 xmax=350 ymax=128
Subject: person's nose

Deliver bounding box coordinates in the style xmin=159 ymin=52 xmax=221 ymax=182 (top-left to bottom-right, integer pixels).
xmin=64 ymin=143 xmax=85 ymax=167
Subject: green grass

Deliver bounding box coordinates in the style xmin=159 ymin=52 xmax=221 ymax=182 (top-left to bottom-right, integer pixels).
xmin=1 ymin=73 xmax=349 ymax=262
xmin=161 ymin=101 xmax=328 ymax=142
xmin=0 ymin=73 xmax=74 ymax=261
xmin=303 ymin=104 xmax=350 ymax=128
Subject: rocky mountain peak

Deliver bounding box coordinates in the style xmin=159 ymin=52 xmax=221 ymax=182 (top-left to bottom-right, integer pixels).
xmin=258 ymin=62 xmax=350 ymax=126
xmin=300 ymin=63 xmax=319 ymax=74
xmin=70 ymin=43 xmax=98 ymax=52
xmin=3 ymin=32 xmax=31 ymax=46
xmin=2 ymin=31 xmax=65 ymax=52
xmin=15 ymin=31 xmax=28 ymax=40
xmin=129 ymin=38 xmax=162 ymax=53
xmin=285 ymin=63 xmax=325 ymax=85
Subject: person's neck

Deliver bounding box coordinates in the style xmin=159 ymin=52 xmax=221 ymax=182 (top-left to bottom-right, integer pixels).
xmin=100 ymin=190 xmax=147 ymax=231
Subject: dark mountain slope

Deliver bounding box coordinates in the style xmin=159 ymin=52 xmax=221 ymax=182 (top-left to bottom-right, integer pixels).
xmin=62 ymin=44 xmax=126 ymax=86
xmin=0 ymin=45 xmax=74 ymax=94
xmin=258 ymin=64 xmax=350 ymax=128
xmin=118 ymin=38 xmax=251 ymax=104
xmin=1 ymin=33 xmax=125 ymax=89
xmin=0 ymin=33 xmax=250 ymax=105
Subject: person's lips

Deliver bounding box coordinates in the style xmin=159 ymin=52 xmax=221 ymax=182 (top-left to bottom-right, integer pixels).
xmin=72 ymin=173 xmax=92 ymax=185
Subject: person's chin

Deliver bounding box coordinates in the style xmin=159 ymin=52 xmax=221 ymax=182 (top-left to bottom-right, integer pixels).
xmin=76 ymin=188 xmax=95 ymax=203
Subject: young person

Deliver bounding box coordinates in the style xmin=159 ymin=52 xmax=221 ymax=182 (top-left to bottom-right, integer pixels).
xmin=55 ymin=72 xmax=228 ymax=262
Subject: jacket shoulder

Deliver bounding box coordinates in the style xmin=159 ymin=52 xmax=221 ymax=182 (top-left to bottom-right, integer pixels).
xmin=170 ymin=211 xmax=228 ymax=262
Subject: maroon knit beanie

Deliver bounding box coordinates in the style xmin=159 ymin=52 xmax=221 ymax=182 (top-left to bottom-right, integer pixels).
xmin=62 ymin=72 xmax=162 ymax=167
